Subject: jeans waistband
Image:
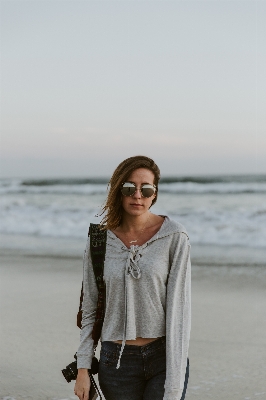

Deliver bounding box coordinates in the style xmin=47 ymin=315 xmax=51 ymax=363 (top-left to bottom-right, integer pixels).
xmin=102 ymin=336 xmax=166 ymax=356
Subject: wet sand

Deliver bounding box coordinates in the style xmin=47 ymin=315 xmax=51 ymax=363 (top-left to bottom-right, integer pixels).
xmin=0 ymin=250 xmax=265 ymax=400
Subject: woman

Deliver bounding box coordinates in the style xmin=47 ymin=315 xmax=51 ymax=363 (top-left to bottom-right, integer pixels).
xmin=74 ymin=155 xmax=191 ymax=400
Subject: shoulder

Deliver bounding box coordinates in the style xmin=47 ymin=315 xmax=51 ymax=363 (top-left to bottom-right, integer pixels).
xmin=159 ymin=216 xmax=189 ymax=239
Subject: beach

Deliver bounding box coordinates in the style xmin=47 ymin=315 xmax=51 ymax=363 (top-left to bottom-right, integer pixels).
xmin=1 ymin=237 xmax=265 ymax=400
xmin=1 ymin=175 xmax=265 ymax=399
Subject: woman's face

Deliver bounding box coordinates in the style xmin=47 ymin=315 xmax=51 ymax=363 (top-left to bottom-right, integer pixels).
xmin=121 ymin=168 xmax=156 ymax=217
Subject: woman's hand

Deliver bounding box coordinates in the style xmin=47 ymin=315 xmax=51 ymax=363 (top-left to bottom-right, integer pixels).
xmin=74 ymin=369 xmax=91 ymax=400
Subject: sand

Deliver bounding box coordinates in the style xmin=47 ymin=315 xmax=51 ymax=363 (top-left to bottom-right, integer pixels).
xmin=1 ymin=248 xmax=266 ymax=400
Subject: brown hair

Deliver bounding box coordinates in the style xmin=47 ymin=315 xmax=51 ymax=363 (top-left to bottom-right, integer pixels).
xmin=100 ymin=155 xmax=160 ymax=230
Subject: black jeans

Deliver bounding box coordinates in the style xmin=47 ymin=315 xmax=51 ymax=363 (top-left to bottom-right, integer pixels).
xmin=98 ymin=337 xmax=189 ymax=400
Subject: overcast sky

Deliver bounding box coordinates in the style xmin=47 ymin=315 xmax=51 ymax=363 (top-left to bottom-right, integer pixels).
xmin=1 ymin=0 xmax=265 ymax=178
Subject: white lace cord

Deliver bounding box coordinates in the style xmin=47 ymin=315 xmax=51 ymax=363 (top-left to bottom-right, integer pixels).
xmin=128 ymin=246 xmax=142 ymax=279
xmin=116 ymin=246 xmax=142 ymax=369
xmin=116 ymin=337 xmax=126 ymax=369
xmin=116 ymin=275 xmax=127 ymax=369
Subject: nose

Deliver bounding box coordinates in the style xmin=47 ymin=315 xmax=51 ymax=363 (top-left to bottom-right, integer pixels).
xmin=132 ymin=188 xmax=142 ymax=198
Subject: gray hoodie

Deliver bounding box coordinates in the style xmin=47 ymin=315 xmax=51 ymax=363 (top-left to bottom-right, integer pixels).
xmin=77 ymin=216 xmax=191 ymax=400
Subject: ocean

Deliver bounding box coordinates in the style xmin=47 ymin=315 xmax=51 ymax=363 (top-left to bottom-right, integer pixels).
xmin=1 ymin=174 xmax=265 ymax=251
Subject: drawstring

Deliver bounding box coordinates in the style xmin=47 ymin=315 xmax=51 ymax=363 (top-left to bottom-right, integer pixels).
xmin=116 ymin=245 xmax=142 ymax=369
xmin=127 ymin=245 xmax=142 ymax=279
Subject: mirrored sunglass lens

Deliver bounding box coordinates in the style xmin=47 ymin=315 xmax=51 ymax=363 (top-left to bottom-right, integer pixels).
xmin=141 ymin=185 xmax=155 ymax=198
xmin=121 ymin=183 xmax=136 ymax=196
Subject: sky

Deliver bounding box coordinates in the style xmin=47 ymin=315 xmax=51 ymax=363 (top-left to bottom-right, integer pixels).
xmin=1 ymin=0 xmax=265 ymax=178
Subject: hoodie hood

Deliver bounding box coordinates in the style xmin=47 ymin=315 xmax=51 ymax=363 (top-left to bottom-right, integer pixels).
xmin=153 ymin=216 xmax=188 ymax=241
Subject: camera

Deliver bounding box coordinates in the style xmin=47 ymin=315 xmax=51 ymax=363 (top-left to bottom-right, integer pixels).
xmin=62 ymin=354 xmax=99 ymax=383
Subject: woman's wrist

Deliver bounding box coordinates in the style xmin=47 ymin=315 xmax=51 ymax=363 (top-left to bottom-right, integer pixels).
xmin=77 ymin=368 xmax=89 ymax=375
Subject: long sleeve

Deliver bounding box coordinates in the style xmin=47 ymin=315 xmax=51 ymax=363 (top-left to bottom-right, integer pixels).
xmin=76 ymin=238 xmax=98 ymax=369
xmin=163 ymin=232 xmax=191 ymax=400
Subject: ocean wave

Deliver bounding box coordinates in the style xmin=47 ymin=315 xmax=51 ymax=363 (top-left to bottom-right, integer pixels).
xmin=17 ymin=174 xmax=266 ymax=185
xmin=0 ymin=182 xmax=109 ymax=195
xmin=0 ymin=176 xmax=266 ymax=195
xmin=1 ymin=175 xmax=265 ymax=248
xmin=158 ymin=182 xmax=266 ymax=194
xmin=1 ymin=202 xmax=265 ymax=248
xmin=21 ymin=177 xmax=109 ymax=186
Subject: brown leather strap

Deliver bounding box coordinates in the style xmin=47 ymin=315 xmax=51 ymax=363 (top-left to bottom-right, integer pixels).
xmin=77 ymin=224 xmax=107 ymax=347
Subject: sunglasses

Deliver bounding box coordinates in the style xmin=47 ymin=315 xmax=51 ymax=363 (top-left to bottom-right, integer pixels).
xmin=121 ymin=182 xmax=157 ymax=198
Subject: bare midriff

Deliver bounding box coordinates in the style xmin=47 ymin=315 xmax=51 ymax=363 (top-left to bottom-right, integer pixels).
xmin=113 ymin=337 xmax=160 ymax=346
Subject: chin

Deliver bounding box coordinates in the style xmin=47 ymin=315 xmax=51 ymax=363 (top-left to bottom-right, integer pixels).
xmin=125 ymin=208 xmax=146 ymax=216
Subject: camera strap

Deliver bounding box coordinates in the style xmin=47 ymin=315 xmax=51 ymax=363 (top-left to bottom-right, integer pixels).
xmin=77 ymin=223 xmax=107 ymax=348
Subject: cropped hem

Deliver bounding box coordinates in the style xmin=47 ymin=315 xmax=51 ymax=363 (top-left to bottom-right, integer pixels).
xmin=101 ymin=330 xmax=166 ymax=342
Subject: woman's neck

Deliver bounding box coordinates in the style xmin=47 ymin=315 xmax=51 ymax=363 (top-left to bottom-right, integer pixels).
xmin=120 ymin=212 xmax=151 ymax=233
xmin=112 ymin=214 xmax=165 ymax=248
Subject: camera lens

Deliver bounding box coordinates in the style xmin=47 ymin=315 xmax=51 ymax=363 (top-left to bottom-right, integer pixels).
xmin=62 ymin=361 xmax=78 ymax=382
